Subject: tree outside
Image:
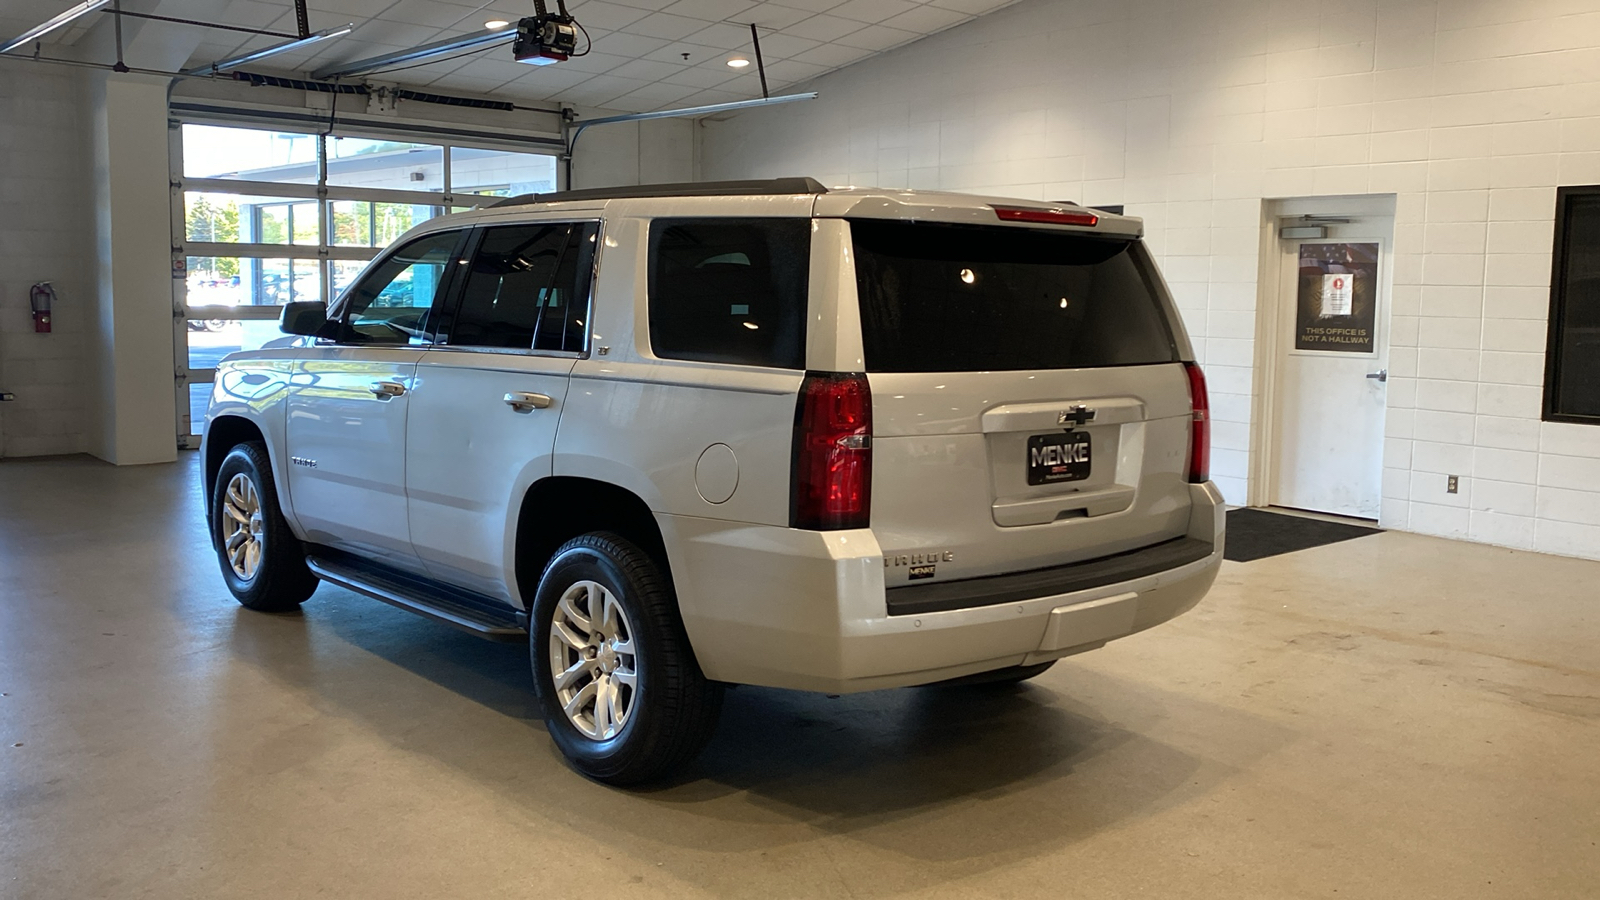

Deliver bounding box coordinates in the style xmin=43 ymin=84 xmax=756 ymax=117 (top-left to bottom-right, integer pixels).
xmin=186 ymin=194 xmax=240 ymax=279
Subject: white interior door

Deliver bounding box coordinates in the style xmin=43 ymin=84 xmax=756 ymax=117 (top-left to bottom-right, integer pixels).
xmin=1272 ymin=217 xmax=1393 ymax=519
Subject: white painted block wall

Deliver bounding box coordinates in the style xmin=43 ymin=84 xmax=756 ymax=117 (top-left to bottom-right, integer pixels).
xmin=0 ymin=66 xmax=92 ymax=458
xmin=574 ymin=116 xmax=695 ymax=188
xmin=698 ymin=0 xmax=1600 ymax=561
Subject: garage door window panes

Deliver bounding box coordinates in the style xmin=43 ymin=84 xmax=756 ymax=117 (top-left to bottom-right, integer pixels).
xmin=331 ymin=201 xmax=440 ymax=248
xmin=174 ymin=119 xmax=559 ymax=444
xmin=256 ymin=201 xmax=320 ymax=246
xmin=451 ymin=148 xmax=558 ymax=198
xmin=186 ymin=257 xmax=319 ymax=308
xmin=186 ymin=319 xmax=292 ymax=377
xmin=183 ymin=124 xmax=318 ymax=180
xmin=332 ymin=259 xmax=369 ymax=299
xmin=327 ymin=137 xmax=444 ymax=191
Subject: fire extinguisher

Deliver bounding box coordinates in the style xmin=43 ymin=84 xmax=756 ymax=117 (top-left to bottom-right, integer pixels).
xmin=30 ymin=283 xmax=55 ymax=334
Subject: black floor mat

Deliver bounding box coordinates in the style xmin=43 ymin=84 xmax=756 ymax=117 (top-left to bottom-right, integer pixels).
xmin=1224 ymin=507 xmax=1382 ymax=562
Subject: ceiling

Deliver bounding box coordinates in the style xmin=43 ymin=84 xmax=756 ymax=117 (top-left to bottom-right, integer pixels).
xmin=2 ymin=0 xmax=1018 ymax=111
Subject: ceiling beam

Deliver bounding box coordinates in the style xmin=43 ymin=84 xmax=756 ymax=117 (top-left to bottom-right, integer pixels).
xmin=0 ymin=0 xmax=112 ymax=55
xmin=577 ymin=92 xmax=819 ymax=129
xmin=311 ymin=26 xmax=514 ymax=81
xmin=182 ymin=23 xmax=351 ymax=76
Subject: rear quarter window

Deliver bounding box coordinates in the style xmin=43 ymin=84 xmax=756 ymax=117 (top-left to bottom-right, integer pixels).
xmin=849 ymin=220 xmax=1180 ymax=373
xmin=647 ymin=218 xmax=810 ymax=369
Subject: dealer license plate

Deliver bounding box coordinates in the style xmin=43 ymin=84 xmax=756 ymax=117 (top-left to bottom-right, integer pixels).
xmin=1027 ymin=431 xmax=1092 ymax=486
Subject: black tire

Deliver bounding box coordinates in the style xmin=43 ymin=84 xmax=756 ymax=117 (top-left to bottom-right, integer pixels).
xmin=211 ymin=441 xmax=318 ymax=612
xmin=932 ymin=660 xmax=1057 ymax=688
xmin=530 ymin=532 xmax=723 ymax=785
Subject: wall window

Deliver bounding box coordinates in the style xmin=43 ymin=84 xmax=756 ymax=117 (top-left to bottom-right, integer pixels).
xmin=1545 ymin=186 xmax=1600 ymax=424
xmin=647 ymin=219 xmax=810 ymax=369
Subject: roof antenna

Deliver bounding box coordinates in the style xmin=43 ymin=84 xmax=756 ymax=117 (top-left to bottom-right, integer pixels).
xmin=748 ymin=23 xmax=768 ymax=100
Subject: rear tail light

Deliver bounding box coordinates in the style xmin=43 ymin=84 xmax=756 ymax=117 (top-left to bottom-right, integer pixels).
xmin=1183 ymin=361 xmax=1210 ymax=484
xmin=792 ymin=372 xmax=872 ymax=530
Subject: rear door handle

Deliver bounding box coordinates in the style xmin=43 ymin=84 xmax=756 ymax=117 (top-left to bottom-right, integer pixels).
xmin=504 ymin=391 xmax=552 ymax=412
xmin=368 ymin=380 xmax=406 ymax=398
xmin=1366 ymin=369 xmax=1388 ymax=382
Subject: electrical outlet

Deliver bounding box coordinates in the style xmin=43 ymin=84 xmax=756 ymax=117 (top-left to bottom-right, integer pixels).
xmin=1447 ymin=475 xmax=1459 ymax=494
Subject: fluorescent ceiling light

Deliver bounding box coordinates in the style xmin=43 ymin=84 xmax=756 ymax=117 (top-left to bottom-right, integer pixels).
xmin=312 ymin=26 xmax=515 ymax=80
xmin=484 ymin=19 xmax=510 ymax=29
xmin=182 ymin=24 xmax=353 ymax=76
xmin=0 ymin=0 xmax=111 ymax=54
xmin=726 ymin=57 xmax=750 ymax=68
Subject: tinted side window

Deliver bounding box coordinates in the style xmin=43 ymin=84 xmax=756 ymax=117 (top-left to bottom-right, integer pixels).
xmin=648 ymin=218 xmax=809 ymax=369
xmin=449 ymin=222 xmax=598 ymax=352
xmin=339 ymin=230 xmax=463 ymax=344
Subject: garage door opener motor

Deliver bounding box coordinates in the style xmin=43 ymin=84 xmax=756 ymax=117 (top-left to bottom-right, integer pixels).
xmin=513 ymin=0 xmax=579 ymax=66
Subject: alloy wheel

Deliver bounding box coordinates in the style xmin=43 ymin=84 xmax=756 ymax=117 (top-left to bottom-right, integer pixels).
xmin=548 ymin=580 xmax=639 ymax=740
xmin=221 ymin=473 xmax=264 ymax=581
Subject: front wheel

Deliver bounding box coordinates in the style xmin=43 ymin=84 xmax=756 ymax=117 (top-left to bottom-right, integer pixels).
xmin=211 ymin=441 xmax=318 ymax=611
xmin=530 ymin=533 xmax=723 ymax=785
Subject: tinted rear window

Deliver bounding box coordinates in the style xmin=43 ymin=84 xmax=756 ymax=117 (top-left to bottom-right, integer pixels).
xmin=648 ymin=218 xmax=809 ymax=369
xmin=850 ymin=220 xmax=1180 ymax=373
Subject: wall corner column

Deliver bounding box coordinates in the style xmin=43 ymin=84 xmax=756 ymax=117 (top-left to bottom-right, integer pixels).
xmin=88 ymin=72 xmax=177 ymax=465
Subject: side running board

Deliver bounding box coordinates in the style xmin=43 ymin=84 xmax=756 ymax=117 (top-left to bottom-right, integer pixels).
xmin=305 ymin=553 xmax=527 ymax=643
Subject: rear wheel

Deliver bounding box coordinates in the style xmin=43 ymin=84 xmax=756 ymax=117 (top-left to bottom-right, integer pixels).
xmin=211 ymin=441 xmax=318 ymax=611
xmin=530 ymin=533 xmax=723 ymax=785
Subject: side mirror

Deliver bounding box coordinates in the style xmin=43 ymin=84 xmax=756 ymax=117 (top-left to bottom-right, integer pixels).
xmin=280 ymin=301 xmax=330 ymax=337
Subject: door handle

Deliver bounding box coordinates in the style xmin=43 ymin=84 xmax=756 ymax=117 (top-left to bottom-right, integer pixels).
xmin=504 ymin=391 xmax=553 ymax=412
xmin=368 ymin=380 xmax=406 ymax=398
xmin=1366 ymin=369 xmax=1388 ymax=383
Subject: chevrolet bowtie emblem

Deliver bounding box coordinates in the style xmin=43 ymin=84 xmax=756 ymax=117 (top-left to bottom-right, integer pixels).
xmin=1058 ymin=405 xmax=1096 ymax=427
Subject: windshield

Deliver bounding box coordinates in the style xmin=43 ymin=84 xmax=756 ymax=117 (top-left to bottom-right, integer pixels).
xmin=850 ymin=220 xmax=1181 ymax=373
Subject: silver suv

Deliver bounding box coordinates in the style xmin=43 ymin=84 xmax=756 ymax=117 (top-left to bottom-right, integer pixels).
xmin=202 ymin=178 xmax=1225 ymax=783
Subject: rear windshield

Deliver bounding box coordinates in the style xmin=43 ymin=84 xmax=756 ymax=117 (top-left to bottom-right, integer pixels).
xmin=849 ymin=220 xmax=1180 ymax=373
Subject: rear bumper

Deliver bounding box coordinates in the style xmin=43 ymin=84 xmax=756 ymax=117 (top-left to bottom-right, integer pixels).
xmin=662 ymin=481 xmax=1226 ymax=694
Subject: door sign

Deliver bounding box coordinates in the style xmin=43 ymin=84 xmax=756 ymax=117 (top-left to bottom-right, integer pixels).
xmin=1321 ymin=274 xmax=1352 ymax=316
xmin=1295 ymin=242 xmax=1378 ymax=353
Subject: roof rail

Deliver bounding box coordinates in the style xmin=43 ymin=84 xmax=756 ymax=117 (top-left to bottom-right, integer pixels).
xmin=489 ymin=177 xmax=829 ymax=207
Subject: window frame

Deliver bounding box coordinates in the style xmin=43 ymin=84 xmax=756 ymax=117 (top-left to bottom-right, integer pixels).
xmin=1544 ymin=184 xmax=1600 ymax=425
xmin=429 ymin=219 xmax=603 ymax=359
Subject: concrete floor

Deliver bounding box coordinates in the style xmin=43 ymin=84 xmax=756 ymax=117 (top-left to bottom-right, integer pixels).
xmin=2 ymin=454 xmax=1597 ymax=900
